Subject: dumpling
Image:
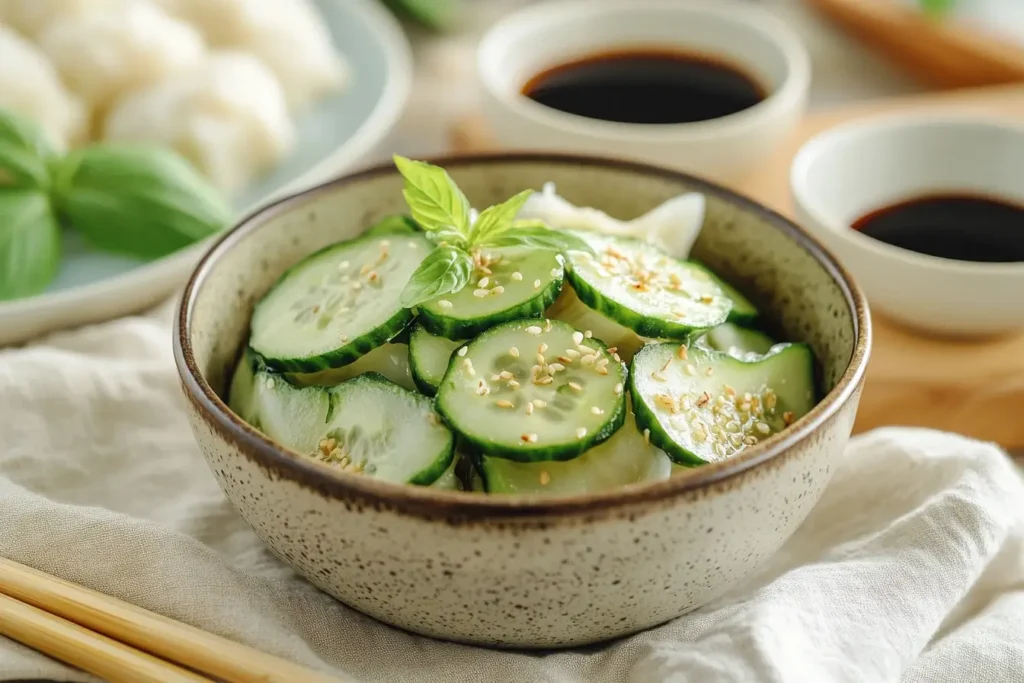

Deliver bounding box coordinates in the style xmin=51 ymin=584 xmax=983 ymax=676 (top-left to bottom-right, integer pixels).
xmin=39 ymin=2 xmax=205 ymax=116
xmin=0 ymin=0 xmax=126 ymax=39
xmin=0 ymin=24 xmax=86 ymax=148
xmin=155 ymin=0 xmax=348 ymax=112
xmin=104 ymin=51 xmax=295 ymax=194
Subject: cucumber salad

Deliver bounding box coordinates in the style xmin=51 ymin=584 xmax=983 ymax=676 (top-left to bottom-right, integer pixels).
xmin=228 ymin=157 xmax=817 ymax=496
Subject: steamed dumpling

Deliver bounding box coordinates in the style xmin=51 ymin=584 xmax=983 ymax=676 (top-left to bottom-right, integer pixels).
xmin=0 ymin=24 xmax=86 ymax=148
xmin=0 ymin=0 xmax=126 ymax=38
xmin=155 ymin=0 xmax=347 ymax=112
xmin=39 ymin=2 xmax=205 ymax=114
xmin=103 ymin=50 xmax=295 ymax=194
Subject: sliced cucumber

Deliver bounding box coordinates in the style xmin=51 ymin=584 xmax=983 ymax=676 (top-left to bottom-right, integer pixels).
xmin=630 ymin=342 xmax=816 ymax=467
xmin=565 ymin=231 xmax=730 ymax=339
xmin=430 ymin=454 xmax=463 ymax=490
xmin=436 ymin=319 xmax=627 ymax=462
xmin=689 ymin=261 xmax=758 ymax=326
xmin=695 ymin=323 xmax=776 ymax=362
xmin=478 ymin=409 xmax=672 ymax=495
xmin=248 ymin=371 xmax=454 ymax=485
xmin=249 ymin=233 xmax=430 ymax=372
xmin=227 ymin=347 xmax=262 ymax=425
xmin=417 ymin=247 xmax=563 ymax=339
xmin=284 ymin=343 xmax=414 ymax=391
xmin=546 ymin=287 xmax=645 ymax=363
xmin=408 ymin=325 xmax=462 ymax=396
xmin=365 ymin=214 xmax=419 ymax=236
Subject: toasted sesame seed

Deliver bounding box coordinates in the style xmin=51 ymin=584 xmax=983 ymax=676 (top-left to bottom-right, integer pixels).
xmin=352 ymin=282 xmax=363 ymax=291
xmin=509 ymin=346 xmax=520 ymax=358
xmin=724 ymin=385 xmax=737 ymax=397
xmin=783 ymin=411 xmax=795 ymax=426
xmin=696 ymin=392 xmax=711 ymax=407
xmin=492 ymin=286 xmax=505 ymax=295
xmin=536 ymin=353 xmax=546 ymax=365
xmin=684 ymin=364 xmax=696 ymax=376
xmin=585 ymin=330 xmax=593 ymax=338
xmin=566 ymin=348 xmax=581 ymax=359
xmin=510 ymin=271 xmax=523 ymax=282
xmin=581 ymin=354 xmax=596 ymax=366
xmin=521 ymin=433 xmax=538 ymax=443
xmin=550 ymin=363 xmax=566 ymax=373
xmin=534 ymin=279 xmax=542 ymax=289
xmin=568 ymin=381 xmax=583 ymax=393
xmin=597 ymin=367 xmax=609 ymax=376
xmin=526 ymin=326 xmax=542 ymax=335
xmin=478 ymin=276 xmax=490 ymax=288
xmin=590 ymin=406 xmax=604 ymax=415
xmin=755 ymin=422 xmax=771 ymax=435
xmin=496 ymin=400 xmax=514 ymax=409
xmin=539 ymin=470 xmax=551 ymax=485
xmin=367 ymin=271 xmax=379 ymax=283
xmin=701 ymin=294 xmax=714 ymax=304
xmin=643 ymin=428 xmax=651 ymax=445
xmin=572 ymin=331 xmax=584 ymax=346
xmin=476 ymin=381 xmax=490 ymax=396
xmin=473 ymin=289 xmax=488 ymax=298
xmin=457 ymin=347 xmax=468 ymax=357
xmin=509 ymin=380 xmax=520 ymax=389
xmin=575 ymin=427 xmax=587 ymax=439
xmin=705 ymin=367 xmax=714 ymax=377
xmin=538 ymin=343 xmax=549 ymax=353
xmin=550 ymin=268 xmax=561 ymax=278
xmin=557 ymin=355 xmax=573 ymax=364
xmin=652 ymin=371 xmax=667 ymax=382
xmin=677 ymin=345 xmax=688 ymax=360
xmin=438 ymin=299 xmax=453 ymax=309
xmin=499 ymin=370 xmax=514 ymax=380
xmin=743 ymin=435 xmax=758 ymax=446
xmin=614 ymin=383 xmax=624 ymax=395
xmin=537 ymin=376 xmax=554 ymax=385
xmin=526 ymin=402 xmax=534 ymax=415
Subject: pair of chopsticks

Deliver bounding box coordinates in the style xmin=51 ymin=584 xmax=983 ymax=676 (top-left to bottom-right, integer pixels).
xmin=0 ymin=556 xmax=344 ymax=682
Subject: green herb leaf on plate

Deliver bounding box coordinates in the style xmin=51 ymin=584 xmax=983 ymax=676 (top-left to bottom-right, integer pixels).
xmin=365 ymin=214 xmax=420 ymax=237
xmin=400 ymin=244 xmax=473 ymax=308
xmin=52 ymin=145 xmax=231 ymax=260
xmin=393 ymin=155 xmax=472 ymax=239
xmin=0 ymin=108 xmax=59 ymax=189
xmin=0 ymin=188 xmax=61 ymax=300
xmin=479 ymin=224 xmax=594 ymax=254
xmin=469 ymin=189 xmax=534 ymax=244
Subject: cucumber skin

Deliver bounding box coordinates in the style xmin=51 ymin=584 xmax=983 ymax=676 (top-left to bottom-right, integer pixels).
xmin=687 ymin=260 xmax=758 ymax=327
xmin=416 ymin=274 xmax=564 ymax=340
xmin=408 ymin=325 xmax=465 ymax=397
xmin=434 ymin=319 xmax=629 ymax=463
xmin=565 ymin=264 xmax=730 ymax=340
xmin=629 ymin=343 xmax=816 ymax=467
xmin=249 ymin=232 xmax=426 ymax=374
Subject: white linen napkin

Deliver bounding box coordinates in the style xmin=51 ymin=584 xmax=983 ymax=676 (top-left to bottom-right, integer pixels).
xmin=0 ymin=301 xmax=1022 ymax=683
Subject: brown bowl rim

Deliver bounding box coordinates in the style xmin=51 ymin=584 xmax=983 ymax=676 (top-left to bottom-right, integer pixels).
xmin=174 ymin=152 xmax=871 ymax=521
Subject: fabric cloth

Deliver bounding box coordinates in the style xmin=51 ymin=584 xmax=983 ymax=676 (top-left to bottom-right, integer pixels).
xmin=1 ymin=300 xmax=1022 ymax=683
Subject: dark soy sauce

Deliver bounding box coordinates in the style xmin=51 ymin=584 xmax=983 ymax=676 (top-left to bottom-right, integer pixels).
xmin=852 ymin=194 xmax=1024 ymax=263
xmin=522 ymin=48 xmax=766 ymax=125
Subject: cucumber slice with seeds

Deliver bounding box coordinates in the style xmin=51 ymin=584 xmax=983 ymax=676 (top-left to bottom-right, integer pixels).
xmin=409 ymin=325 xmax=462 ymax=396
xmin=478 ymin=406 xmax=672 ymax=495
xmin=436 ymin=319 xmax=627 ymax=462
xmin=247 ymin=370 xmax=454 ymax=485
xmin=417 ymin=247 xmax=563 ymax=340
xmin=565 ymin=231 xmax=730 ymax=339
xmin=228 ymin=347 xmax=262 ymax=425
xmin=430 ymin=455 xmax=463 ymax=490
xmin=285 ymin=343 xmax=414 ymax=391
xmin=695 ymin=323 xmax=776 ymax=362
xmin=250 ymin=233 xmax=430 ymax=373
xmin=688 ymin=261 xmax=759 ymax=326
xmin=546 ymin=288 xmax=645 ymax=363
xmin=630 ymin=342 xmax=816 ymax=467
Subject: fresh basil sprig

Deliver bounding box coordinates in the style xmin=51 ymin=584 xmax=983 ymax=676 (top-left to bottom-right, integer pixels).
xmin=0 ymin=189 xmax=60 ymax=301
xmin=0 ymin=110 xmax=58 ymax=189
xmin=393 ymin=155 xmax=590 ymax=308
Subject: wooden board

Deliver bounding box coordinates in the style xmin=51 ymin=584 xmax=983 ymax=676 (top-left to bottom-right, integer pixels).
xmin=450 ymin=84 xmax=1024 ymax=447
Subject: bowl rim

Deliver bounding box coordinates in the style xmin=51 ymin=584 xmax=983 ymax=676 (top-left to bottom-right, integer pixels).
xmin=791 ymin=112 xmax=1024 ymax=277
xmin=174 ymin=152 xmax=871 ymax=521
xmin=476 ymin=0 xmax=811 ymax=143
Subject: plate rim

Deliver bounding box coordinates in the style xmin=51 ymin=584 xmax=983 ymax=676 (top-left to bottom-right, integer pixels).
xmin=0 ymin=0 xmax=413 ymax=339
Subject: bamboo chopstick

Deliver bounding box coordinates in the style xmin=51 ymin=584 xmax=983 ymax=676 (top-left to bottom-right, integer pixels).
xmin=0 ymin=593 xmax=211 ymax=682
xmin=0 ymin=556 xmax=344 ymax=683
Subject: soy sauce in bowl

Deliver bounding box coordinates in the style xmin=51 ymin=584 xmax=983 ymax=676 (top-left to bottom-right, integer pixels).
xmin=522 ymin=48 xmax=766 ymax=125
xmin=852 ymin=194 xmax=1024 ymax=263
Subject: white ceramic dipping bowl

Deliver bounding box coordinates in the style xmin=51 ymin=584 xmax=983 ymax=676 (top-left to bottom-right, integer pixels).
xmin=791 ymin=114 xmax=1024 ymax=337
xmin=477 ymin=0 xmax=810 ymax=185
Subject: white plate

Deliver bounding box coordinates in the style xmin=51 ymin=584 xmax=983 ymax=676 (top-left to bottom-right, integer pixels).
xmin=0 ymin=0 xmax=412 ymax=346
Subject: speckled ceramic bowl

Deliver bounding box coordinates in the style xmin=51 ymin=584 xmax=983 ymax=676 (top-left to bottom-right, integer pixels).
xmin=174 ymin=154 xmax=871 ymax=648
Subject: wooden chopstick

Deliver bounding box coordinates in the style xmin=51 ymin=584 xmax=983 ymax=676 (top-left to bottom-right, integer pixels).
xmin=0 ymin=593 xmax=211 ymax=682
xmin=0 ymin=556 xmax=344 ymax=683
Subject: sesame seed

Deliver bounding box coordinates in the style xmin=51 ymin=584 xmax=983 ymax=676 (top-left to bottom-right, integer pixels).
xmin=597 ymin=367 xmax=609 ymax=376
xmin=499 ymin=370 xmax=514 ymax=380
xmin=534 ymin=279 xmax=542 ymax=289
xmin=462 ymin=358 xmax=475 ymax=376
xmin=509 ymin=346 xmax=519 ymax=358
xmin=492 ymin=286 xmax=505 ymax=295
xmin=575 ymin=427 xmax=587 ymax=439
xmin=684 ymin=364 xmax=696 ymax=376
xmin=596 ymin=358 xmax=610 ymax=370
xmin=496 ymin=400 xmax=514 ymax=409
xmin=756 ymin=422 xmax=771 ymax=435
xmin=539 ymin=471 xmax=551 ymax=486
xmin=367 ymin=271 xmax=379 ymax=283
xmin=705 ymin=367 xmax=714 ymax=377
xmin=536 ymin=353 xmax=546 ymax=365
xmin=533 ymin=399 xmax=548 ymax=408
xmin=701 ymin=295 xmax=714 ymax=304
xmin=614 ymin=383 xmax=624 ymax=395
xmin=783 ymin=411 xmax=795 ymax=426
xmin=539 ymin=343 xmax=549 ymax=353
xmin=652 ymin=371 xmax=667 ymax=382
xmin=585 ymin=330 xmax=593 ymax=338
xmin=696 ymin=392 xmax=711 ymax=407
xmin=550 ymin=268 xmax=560 ymax=277
xmin=473 ymin=289 xmax=488 ymax=298
xmin=526 ymin=326 xmax=542 ymax=335
xmin=352 ymin=282 xmax=363 ymax=291
xmin=724 ymin=385 xmax=736 ymax=397
xmin=457 ymin=347 xmax=468 ymax=357
xmin=590 ymin=406 xmax=604 ymax=415
xmin=550 ymin=363 xmax=566 ymax=373
xmin=537 ymin=376 xmax=554 ymax=385
xmin=677 ymin=346 xmax=688 ymax=360
xmin=572 ymin=331 xmax=584 ymax=346
xmin=566 ymin=349 xmax=581 ymax=359
xmin=643 ymin=429 xmax=651 ymax=445
xmin=478 ymin=277 xmax=490 ymax=288
xmin=556 ymin=355 xmax=571 ymax=364
xmin=265 ymin=377 xmax=275 ymax=389
xmin=476 ymin=381 xmax=490 ymax=396
xmin=581 ymin=355 xmax=596 ymax=366
xmin=526 ymin=402 xmax=534 ymax=415
xmin=568 ymin=381 xmax=583 ymax=393
xmin=438 ymin=299 xmax=453 ymax=309
xmin=521 ymin=433 xmax=538 ymax=443
xmin=509 ymin=380 xmax=520 ymax=389
xmin=743 ymin=435 xmax=758 ymax=446
xmin=512 ymin=271 xmax=523 ymax=281
xmin=693 ymin=430 xmax=708 ymax=443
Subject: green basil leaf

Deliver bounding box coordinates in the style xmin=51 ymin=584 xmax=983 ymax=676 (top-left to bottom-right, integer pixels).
xmin=469 ymin=189 xmax=533 ymax=244
xmin=425 ymin=225 xmax=468 ymax=249
xmin=0 ymin=108 xmax=59 ymax=189
xmin=400 ymin=245 xmax=473 ymax=308
xmin=0 ymin=188 xmax=61 ymax=301
xmin=477 ymin=225 xmax=594 ymax=254
xmin=393 ymin=155 xmax=471 ymax=238
xmin=52 ymin=145 xmax=231 ymax=260
xmin=381 ymin=0 xmax=461 ymax=30
xmin=365 ymin=214 xmax=420 ymax=237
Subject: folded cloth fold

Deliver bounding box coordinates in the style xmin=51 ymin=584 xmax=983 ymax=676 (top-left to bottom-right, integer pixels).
xmin=0 ymin=302 xmax=1021 ymax=683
